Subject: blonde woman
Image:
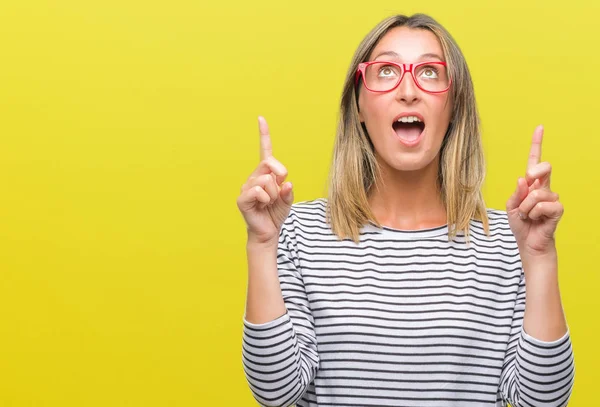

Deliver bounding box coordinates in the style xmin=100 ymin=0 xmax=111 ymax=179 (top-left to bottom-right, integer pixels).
xmin=237 ymin=13 xmax=574 ymax=407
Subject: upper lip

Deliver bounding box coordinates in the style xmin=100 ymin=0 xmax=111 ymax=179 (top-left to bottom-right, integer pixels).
xmin=393 ymin=112 xmax=425 ymax=123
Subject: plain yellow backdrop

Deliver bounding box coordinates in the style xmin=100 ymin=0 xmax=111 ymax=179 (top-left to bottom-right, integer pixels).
xmin=0 ymin=0 xmax=597 ymax=405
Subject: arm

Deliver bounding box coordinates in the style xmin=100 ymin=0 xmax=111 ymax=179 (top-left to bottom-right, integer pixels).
xmin=244 ymin=239 xmax=287 ymax=324
xmin=522 ymin=249 xmax=567 ymax=341
xmin=498 ymin=254 xmax=575 ymax=407
xmin=501 ymin=125 xmax=575 ymax=406
xmin=242 ymin=215 xmax=319 ymax=407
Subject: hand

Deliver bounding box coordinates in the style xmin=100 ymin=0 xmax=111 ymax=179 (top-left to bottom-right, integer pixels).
xmin=237 ymin=116 xmax=294 ymax=246
xmin=506 ymin=125 xmax=563 ymax=257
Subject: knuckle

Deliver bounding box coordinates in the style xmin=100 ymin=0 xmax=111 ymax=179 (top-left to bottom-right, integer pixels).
xmin=268 ymin=156 xmax=287 ymax=175
xmin=268 ymin=155 xmax=280 ymax=166
xmin=242 ymin=179 xmax=254 ymax=191
xmin=262 ymin=174 xmax=274 ymax=188
xmin=237 ymin=193 xmax=249 ymax=207
xmin=271 ymin=174 xmax=280 ymax=188
xmin=266 ymin=156 xmax=279 ymax=169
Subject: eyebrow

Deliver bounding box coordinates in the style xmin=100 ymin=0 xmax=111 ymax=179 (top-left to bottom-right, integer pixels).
xmin=372 ymin=51 xmax=445 ymax=62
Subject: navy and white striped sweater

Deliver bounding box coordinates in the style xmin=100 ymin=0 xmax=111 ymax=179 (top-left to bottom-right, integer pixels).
xmin=242 ymin=198 xmax=575 ymax=407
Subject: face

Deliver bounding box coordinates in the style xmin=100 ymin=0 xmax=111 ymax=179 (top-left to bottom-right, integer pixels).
xmin=358 ymin=26 xmax=452 ymax=172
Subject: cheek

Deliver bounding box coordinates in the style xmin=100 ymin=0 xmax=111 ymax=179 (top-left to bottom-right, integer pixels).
xmin=429 ymin=97 xmax=452 ymax=129
xmin=442 ymin=98 xmax=453 ymax=121
xmin=359 ymin=94 xmax=388 ymax=125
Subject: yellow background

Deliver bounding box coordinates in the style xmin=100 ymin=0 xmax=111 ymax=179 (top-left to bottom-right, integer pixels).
xmin=0 ymin=0 xmax=597 ymax=405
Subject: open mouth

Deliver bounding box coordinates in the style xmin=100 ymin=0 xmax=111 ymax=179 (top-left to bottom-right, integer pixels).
xmin=392 ymin=115 xmax=425 ymax=144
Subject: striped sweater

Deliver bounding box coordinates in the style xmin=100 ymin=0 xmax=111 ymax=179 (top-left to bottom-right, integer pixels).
xmin=242 ymin=198 xmax=575 ymax=407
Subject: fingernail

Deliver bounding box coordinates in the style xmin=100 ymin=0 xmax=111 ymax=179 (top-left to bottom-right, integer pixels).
xmin=518 ymin=212 xmax=527 ymax=220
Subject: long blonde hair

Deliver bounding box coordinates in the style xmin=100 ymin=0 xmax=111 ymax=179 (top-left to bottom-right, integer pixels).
xmin=327 ymin=13 xmax=489 ymax=243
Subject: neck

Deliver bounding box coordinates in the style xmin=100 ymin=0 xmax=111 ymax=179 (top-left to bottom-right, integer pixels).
xmin=368 ymin=154 xmax=447 ymax=230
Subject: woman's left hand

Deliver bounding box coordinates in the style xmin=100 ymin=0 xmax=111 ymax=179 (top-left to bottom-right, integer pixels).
xmin=506 ymin=125 xmax=563 ymax=258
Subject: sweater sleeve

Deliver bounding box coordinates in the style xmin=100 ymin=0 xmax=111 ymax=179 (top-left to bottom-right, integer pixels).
xmin=498 ymin=271 xmax=575 ymax=406
xmin=241 ymin=213 xmax=319 ymax=407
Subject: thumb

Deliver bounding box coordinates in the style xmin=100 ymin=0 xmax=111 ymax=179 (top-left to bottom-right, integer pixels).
xmin=279 ymin=182 xmax=294 ymax=206
xmin=506 ymin=177 xmax=527 ymax=214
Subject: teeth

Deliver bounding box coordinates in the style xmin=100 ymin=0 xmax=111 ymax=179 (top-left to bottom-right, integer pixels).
xmin=397 ymin=116 xmax=421 ymax=123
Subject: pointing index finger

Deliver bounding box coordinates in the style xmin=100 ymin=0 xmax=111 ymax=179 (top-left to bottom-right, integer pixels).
xmin=258 ymin=116 xmax=273 ymax=162
xmin=527 ymin=125 xmax=544 ymax=171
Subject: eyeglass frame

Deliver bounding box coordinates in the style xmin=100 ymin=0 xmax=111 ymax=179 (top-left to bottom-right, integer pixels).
xmin=355 ymin=61 xmax=452 ymax=94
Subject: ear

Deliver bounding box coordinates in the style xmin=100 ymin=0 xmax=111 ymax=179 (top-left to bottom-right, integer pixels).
xmin=356 ymin=88 xmax=365 ymax=123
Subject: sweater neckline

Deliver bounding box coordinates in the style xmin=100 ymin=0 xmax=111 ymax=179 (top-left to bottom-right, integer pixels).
xmin=364 ymin=221 xmax=450 ymax=239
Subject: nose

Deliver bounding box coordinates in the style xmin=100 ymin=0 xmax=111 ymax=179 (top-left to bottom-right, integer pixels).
xmin=395 ymin=70 xmax=419 ymax=104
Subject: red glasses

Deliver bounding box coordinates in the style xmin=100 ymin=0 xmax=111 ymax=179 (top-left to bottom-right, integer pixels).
xmin=355 ymin=61 xmax=451 ymax=94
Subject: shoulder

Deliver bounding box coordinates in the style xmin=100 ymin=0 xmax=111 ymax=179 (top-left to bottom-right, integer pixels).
xmin=483 ymin=208 xmax=512 ymax=231
xmin=469 ymin=207 xmax=518 ymax=247
xmin=280 ymin=198 xmax=331 ymax=238
xmin=287 ymin=197 xmax=329 ymax=225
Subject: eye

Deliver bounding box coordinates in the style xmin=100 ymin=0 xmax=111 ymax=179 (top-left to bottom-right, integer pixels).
xmin=378 ymin=65 xmax=399 ymax=78
xmin=419 ymin=66 xmax=439 ymax=79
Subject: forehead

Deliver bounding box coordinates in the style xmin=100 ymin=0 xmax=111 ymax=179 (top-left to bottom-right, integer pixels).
xmin=369 ymin=26 xmax=444 ymax=62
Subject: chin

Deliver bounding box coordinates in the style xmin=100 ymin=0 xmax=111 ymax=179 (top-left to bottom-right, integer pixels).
xmin=385 ymin=152 xmax=436 ymax=173
xmin=392 ymin=161 xmax=428 ymax=172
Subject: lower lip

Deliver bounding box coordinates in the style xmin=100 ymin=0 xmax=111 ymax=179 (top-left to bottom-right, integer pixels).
xmin=394 ymin=129 xmax=424 ymax=147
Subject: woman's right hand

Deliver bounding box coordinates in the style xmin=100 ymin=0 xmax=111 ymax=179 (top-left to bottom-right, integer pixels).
xmin=237 ymin=116 xmax=294 ymax=247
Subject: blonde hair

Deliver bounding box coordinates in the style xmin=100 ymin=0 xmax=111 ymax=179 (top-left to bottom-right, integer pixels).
xmin=326 ymin=13 xmax=490 ymax=243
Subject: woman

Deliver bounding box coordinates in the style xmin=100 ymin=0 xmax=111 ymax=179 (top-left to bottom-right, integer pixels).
xmin=236 ymin=13 xmax=574 ymax=407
